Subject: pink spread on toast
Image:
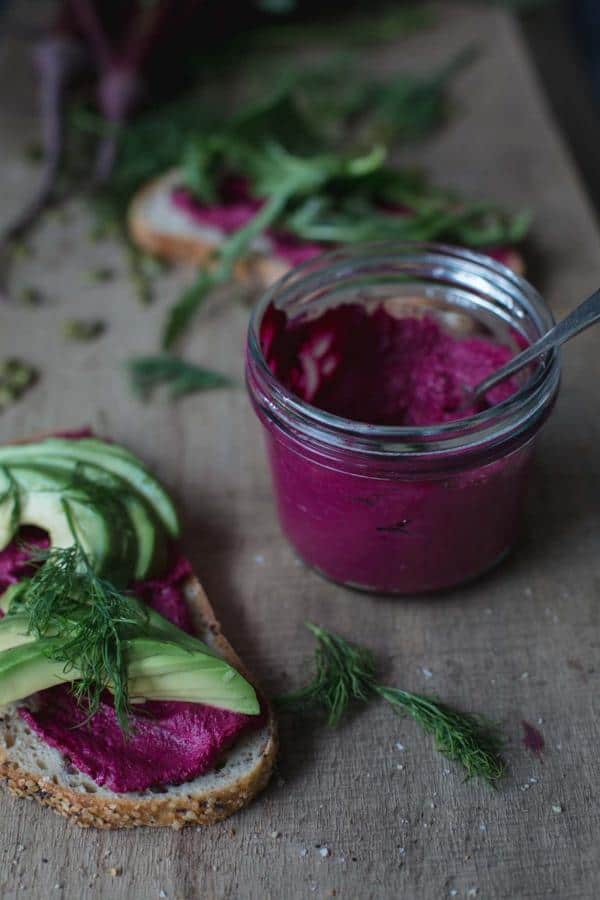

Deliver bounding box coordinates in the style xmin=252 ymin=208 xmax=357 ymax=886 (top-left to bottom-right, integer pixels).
xmin=171 ymin=180 xmax=523 ymax=274
xmin=0 ymin=495 xmax=264 ymax=793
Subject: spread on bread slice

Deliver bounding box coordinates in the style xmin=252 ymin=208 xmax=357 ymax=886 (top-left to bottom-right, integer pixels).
xmin=0 ymin=434 xmax=276 ymax=829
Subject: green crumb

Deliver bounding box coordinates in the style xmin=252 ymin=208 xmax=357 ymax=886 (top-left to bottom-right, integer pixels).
xmin=62 ymin=319 xmax=107 ymax=342
xmin=18 ymin=286 xmax=45 ymax=306
xmin=86 ymin=267 xmax=115 ymax=284
xmin=0 ymin=358 xmax=38 ymax=410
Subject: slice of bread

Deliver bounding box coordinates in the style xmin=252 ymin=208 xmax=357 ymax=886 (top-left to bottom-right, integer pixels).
xmin=128 ymin=169 xmax=288 ymax=286
xmin=128 ymin=168 xmax=525 ymax=281
xmin=0 ymin=575 xmax=278 ymax=829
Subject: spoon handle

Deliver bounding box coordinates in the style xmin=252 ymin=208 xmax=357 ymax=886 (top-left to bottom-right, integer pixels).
xmin=471 ymin=287 xmax=600 ymax=402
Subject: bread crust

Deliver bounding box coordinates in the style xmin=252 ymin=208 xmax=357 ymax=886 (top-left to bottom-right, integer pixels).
xmin=0 ymin=576 xmax=278 ymax=829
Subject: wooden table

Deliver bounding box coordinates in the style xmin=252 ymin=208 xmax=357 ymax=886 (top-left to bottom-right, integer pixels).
xmin=1 ymin=3 xmax=600 ymax=898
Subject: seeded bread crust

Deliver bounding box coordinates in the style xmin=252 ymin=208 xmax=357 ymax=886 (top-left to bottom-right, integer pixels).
xmin=0 ymin=575 xmax=278 ymax=829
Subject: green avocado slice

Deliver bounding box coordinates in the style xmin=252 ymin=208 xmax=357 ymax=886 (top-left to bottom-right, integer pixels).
xmin=0 ymin=439 xmax=179 ymax=539
xmin=0 ymin=637 xmax=260 ymax=715
xmin=10 ymin=458 xmax=163 ymax=580
xmin=0 ymin=464 xmax=133 ymax=579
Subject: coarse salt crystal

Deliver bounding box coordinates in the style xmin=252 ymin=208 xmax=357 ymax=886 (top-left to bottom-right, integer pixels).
xmin=319 ymin=847 xmax=331 ymax=858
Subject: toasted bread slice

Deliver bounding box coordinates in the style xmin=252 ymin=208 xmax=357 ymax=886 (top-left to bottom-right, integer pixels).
xmin=128 ymin=168 xmax=525 ymax=281
xmin=128 ymin=169 xmax=288 ymax=285
xmin=0 ymin=575 xmax=277 ymax=829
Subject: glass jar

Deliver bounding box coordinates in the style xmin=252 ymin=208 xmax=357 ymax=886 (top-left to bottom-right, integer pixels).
xmin=246 ymin=243 xmax=560 ymax=594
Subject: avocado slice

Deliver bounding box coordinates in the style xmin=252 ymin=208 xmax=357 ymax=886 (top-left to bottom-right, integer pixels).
xmin=10 ymin=458 xmax=163 ymax=580
xmin=0 ymin=581 xmax=30 ymax=616
xmin=0 ymin=641 xmax=77 ymax=704
xmin=0 ymin=637 xmax=259 ymax=715
xmin=125 ymin=639 xmax=260 ymax=714
xmin=0 ymin=438 xmax=179 ymax=539
xmin=0 ymin=464 xmax=133 ymax=579
xmin=0 ymin=613 xmax=35 ymax=651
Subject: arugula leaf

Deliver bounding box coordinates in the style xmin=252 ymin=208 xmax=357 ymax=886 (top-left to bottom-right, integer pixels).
xmin=127 ymin=354 xmax=233 ymax=400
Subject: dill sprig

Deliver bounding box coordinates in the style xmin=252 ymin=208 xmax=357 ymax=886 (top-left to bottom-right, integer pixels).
xmin=277 ymin=622 xmax=506 ymax=785
xmin=375 ymin=686 xmax=505 ymax=784
xmin=14 ymin=542 xmax=148 ymax=732
xmin=277 ymin=622 xmax=376 ymax=725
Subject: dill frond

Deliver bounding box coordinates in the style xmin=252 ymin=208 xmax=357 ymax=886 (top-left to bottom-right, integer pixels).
xmin=376 ymin=686 xmax=506 ymax=785
xmin=276 ymin=622 xmax=376 ymax=725
xmin=277 ymin=622 xmax=506 ymax=784
xmin=18 ymin=543 xmax=147 ymax=732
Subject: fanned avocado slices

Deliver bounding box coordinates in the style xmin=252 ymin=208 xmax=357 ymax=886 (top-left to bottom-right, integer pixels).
xmin=0 ymin=437 xmax=179 ymax=582
xmin=0 ymin=438 xmax=179 ymax=539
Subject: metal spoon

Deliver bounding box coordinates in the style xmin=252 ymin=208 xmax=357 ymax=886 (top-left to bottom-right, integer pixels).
xmin=464 ymin=286 xmax=600 ymax=407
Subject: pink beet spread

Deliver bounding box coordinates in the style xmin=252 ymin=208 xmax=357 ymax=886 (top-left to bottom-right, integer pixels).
xmin=171 ymin=177 xmax=522 ymax=271
xmin=250 ymin=303 xmax=538 ymax=593
xmin=0 ymin=539 xmax=264 ymax=794
xmin=261 ymin=304 xmax=517 ymax=424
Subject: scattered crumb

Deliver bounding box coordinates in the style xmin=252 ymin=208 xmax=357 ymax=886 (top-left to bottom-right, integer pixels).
xmin=520 ymin=672 xmax=529 ymax=680
xmin=552 ymin=803 xmax=563 ymax=814
xmin=159 ymin=891 xmax=167 ymax=899
xmin=420 ymin=667 xmax=433 ymax=679
xmin=399 ymin=848 xmax=406 ymax=856
xmin=319 ymin=847 xmax=331 ymax=858
xmin=442 ymin=768 xmax=451 ymax=776
xmin=479 ymin=823 xmax=487 ymax=832
xmin=395 ymin=742 xmax=405 ymax=751
xmin=299 ymin=848 xmax=308 ymax=857
xmin=107 ymin=867 xmax=122 ymax=877
xmin=270 ymin=831 xmax=281 ymax=839
xmin=396 ymin=764 xmax=404 ymax=771
xmin=449 ymin=891 xmax=458 ymax=897
xmin=537 ymin=717 xmax=544 ymax=725
xmin=467 ymin=889 xmax=479 ymax=898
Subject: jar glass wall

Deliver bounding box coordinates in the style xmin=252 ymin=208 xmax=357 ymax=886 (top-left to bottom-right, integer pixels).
xmin=246 ymin=243 xmax=560 ymax=594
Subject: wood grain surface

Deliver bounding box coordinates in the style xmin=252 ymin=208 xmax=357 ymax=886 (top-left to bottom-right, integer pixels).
xmin=1 ymin=3 xmax=600 ymax=898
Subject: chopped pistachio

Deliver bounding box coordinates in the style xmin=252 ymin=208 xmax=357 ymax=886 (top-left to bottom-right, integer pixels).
xmin=86 ymin=267 xmax=115 ymax=284
xmin=0 ymin=384 xmax=17 ymax=409
xmin=18 ymin=286 xmax=45 ymax=306
xmin=62 ymin=318 xmax=106 ymax=342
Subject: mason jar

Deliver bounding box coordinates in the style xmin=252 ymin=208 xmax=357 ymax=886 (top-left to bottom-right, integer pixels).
xmin=246 ymin=243 xmax=560 ymax=594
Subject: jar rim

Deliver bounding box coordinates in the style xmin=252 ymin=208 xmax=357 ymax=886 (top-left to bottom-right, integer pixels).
xmin=246 ymin=241 xmax=560 ymax=457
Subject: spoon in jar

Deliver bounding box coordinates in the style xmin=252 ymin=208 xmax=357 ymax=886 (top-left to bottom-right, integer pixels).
xmin=462 ymin=286 xmax=600 ymax=409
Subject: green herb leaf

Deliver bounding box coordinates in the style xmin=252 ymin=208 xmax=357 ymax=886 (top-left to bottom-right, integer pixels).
xmin=161 ymin=270 xmax=216 ymax=350
xmin=277 ymin=622 xmax=506 ymax=784
xmin=127 ymin=354 xmax=233 ymax=401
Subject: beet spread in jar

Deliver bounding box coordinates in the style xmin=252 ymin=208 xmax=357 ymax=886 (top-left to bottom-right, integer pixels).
xmin=246 ymin=243 xmax=560 ymax=594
